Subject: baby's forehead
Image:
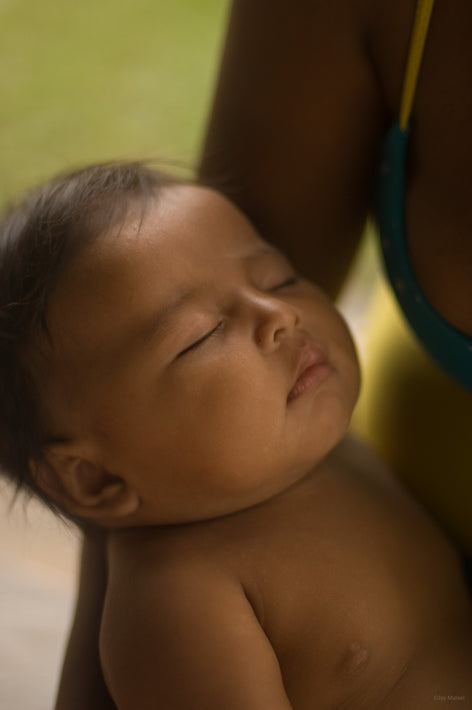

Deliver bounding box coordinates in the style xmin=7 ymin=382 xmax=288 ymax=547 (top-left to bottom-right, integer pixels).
xmin=85 ymin=184 xmax=269 ymax=271
xmin=47 ymin=185 xmax=266 ymax=334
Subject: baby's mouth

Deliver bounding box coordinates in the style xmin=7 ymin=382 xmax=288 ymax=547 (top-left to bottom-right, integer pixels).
xmin=287 ymin=342 xmax=332 ymax=402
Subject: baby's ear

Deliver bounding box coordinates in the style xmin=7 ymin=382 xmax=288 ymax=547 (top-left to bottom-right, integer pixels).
xmin=30 ymin=441 xmax=140 ymax=523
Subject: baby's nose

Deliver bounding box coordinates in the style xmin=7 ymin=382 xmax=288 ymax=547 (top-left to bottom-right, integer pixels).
xmin=252 ymin=293 xmax=300 ymax=350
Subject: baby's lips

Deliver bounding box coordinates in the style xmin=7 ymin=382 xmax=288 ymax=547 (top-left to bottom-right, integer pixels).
xmin=287 ymin=341 xmax=330 ymax=402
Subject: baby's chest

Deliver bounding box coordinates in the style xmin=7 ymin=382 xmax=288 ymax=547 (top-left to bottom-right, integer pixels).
xmin=247 ymin=522 xmax=417 ymax=673
xmin=235 ymin=489 xmax=462 ymax=707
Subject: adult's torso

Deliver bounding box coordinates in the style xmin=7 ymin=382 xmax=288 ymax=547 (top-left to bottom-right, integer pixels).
xmin=366 ymin=0 xmax=472 ymax=337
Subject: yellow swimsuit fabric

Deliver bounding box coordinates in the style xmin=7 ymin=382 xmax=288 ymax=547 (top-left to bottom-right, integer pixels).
xmin=353 ymin=280 xmax=472 ymax=555
xmin=399 ymin=0 xmax=436 ymax=129
xmin=353 ymin=0 xmax=472 ymax=555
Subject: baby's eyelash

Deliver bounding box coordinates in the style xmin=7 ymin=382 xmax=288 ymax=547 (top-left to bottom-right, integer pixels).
xmin=177 ymin=321 xmax=224 ymax=357
xmin=271 ymin=275 xmax=299 ymax=291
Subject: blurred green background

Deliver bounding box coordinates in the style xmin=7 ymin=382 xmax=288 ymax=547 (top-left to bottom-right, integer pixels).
xmin=0 ymin=0 xmax=229 ymax=205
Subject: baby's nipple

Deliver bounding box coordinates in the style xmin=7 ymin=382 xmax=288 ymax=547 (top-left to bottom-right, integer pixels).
xmin=337 ymin=641 xmax=370 ymax=677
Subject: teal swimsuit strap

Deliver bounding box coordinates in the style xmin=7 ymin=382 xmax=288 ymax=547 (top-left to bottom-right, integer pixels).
xmin=375 ymin=0 xmax=472 ymax=389
xmin=376 ymin=123 xmax=472 ymax=390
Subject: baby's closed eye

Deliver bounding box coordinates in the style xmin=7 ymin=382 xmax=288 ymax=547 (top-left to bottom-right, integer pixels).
xmin=177 ymin=320 xmax=225 ymax=357
xmin=269 ymin=274 xmax=300 ymax=291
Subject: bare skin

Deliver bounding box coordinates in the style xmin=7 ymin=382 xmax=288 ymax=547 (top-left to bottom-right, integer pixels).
xmin=44 ymin=185 xmax=471 ymax=708
xmin=199 ymin=0 xmax=472 ymax=333
xmin=56 ymin=0 xmax=472 ymax=705
xmin=101 ymin=436 xmax=472 ymax=709
xmin=54 ymin=532 xmax=116 ymax=710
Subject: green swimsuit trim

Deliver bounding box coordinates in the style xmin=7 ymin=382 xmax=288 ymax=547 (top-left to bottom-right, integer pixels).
xmin=375 ymin=121 xmax=472 ymax=389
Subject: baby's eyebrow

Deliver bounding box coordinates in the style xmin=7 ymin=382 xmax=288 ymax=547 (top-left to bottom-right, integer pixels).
xmin=244 ymin=243 xmax=289 ymax=265
xmin=137 ymin=245 xmax=280 ymax=346
xmin=244 ymin=243 xmax=279 ymax=259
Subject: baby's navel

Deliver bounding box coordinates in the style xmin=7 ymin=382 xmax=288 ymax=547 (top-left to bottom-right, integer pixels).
xmin=337 ymin=641 xmax=370 ymax=677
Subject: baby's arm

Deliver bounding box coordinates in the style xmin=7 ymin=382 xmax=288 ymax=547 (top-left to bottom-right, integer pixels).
xmin=101 ymin=559 xmax=293 ymax=709
xmin=55 ymin=532 xmax=116 ymax=710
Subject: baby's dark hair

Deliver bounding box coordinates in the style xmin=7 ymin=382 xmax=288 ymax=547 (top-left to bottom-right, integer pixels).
xmin=0 ymin=160 xmax=175 ymax=525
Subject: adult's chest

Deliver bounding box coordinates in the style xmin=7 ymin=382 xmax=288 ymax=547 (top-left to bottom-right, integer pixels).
xmin=371 ymin=0 xmax=472 ymax=335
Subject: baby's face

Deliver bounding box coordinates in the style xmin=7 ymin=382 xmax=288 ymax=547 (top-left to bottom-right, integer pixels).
xmin=45 ymin=185 xmax=360 ymax=524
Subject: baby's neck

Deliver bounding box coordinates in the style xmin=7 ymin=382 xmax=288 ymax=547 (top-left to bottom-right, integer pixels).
xmin=108 ymin=433 xmax=357 ymax=546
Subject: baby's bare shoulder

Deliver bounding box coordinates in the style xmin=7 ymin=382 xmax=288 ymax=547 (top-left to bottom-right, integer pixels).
xmin=106 ymin=522 xmax=243 ymax=606
xmin=101 ymin=528 xmax=292 ymax=710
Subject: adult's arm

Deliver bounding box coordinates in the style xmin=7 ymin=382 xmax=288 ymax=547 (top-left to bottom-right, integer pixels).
xmin=54 ymin=531 xmax=116 ymax=710
xmin=199 ymin=0 xmax=386 ymax=298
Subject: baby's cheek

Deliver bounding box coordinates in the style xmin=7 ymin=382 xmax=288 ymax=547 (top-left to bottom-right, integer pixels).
xmin=201 ymin=373 xmax=284 ymax=457
xmin=328 ymin=317 xmax=360 ymax=394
